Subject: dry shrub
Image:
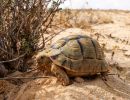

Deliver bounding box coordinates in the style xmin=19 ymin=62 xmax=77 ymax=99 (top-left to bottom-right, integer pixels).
xmin=54 ymin=9 xmax=114 ymax=30
xmin=73 ymin=20 xmax=91 ymax=29
xmin=96 ymin=14 xmax=114 ymax=24
xmin=54 ymin=9 xmax=74 ymax=28
xmin=0 ymin=0 xmax=64 ymax=72
xmin=55 ymin=9 xmax=92 ymax=29
xmin=87 ymin=10 xmax=114 ymax=24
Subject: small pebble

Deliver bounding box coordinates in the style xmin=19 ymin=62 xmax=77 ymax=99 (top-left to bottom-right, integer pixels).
xmin=74 ymin=77 xmax=85 ymax=83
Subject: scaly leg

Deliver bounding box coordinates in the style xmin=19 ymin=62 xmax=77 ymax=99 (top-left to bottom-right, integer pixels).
xmin=101 ymin=72 xmax=108 ymax=81
xmin=51 ymin=63 xmax=70 ymax=86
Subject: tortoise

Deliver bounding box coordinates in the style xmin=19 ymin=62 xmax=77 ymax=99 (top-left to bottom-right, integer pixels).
xmin=36 ymin=35 xmax=109 ymax=85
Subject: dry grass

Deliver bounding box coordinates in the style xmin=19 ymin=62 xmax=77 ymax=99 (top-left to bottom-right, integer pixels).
xmin=93 ymin=13 xmax=114 ymax=24
xmin=53 ymin=9 xmax=92 ymax=29
xmin=53 ymin=9 xmax=114 ymax=30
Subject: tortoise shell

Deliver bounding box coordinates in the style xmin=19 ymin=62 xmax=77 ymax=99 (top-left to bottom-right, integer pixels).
xmin=45 ymin=35 xmax=108 ymax=75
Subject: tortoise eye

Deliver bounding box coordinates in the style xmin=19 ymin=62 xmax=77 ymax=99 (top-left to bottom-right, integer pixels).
xmin=41 ymin=56 xmax=44 ymax=59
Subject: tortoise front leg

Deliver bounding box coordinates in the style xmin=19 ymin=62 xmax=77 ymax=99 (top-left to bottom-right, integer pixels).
xmin=51 ymin=63 xmax=70 ymax=86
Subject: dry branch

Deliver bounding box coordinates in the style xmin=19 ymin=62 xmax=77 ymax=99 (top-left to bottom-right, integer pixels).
xmin=0 ymin=0 xmax=65 ymax=73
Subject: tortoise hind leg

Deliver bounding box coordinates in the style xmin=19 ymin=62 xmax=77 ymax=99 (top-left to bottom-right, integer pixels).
xmin=101 ymin=72 xmax=108 ymax=81
xmin=51 ymin=63 xmax=70 ymax=86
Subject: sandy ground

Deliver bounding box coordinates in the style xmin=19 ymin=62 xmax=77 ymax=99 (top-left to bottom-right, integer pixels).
xmin=1 ymin=10 xmax=130 ymax=100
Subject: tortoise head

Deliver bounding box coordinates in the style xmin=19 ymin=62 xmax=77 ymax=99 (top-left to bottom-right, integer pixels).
xmin=36 ymin=50 xmax=52 ymax=70
xmin=35 ymin=48 xmax=61 ymax=71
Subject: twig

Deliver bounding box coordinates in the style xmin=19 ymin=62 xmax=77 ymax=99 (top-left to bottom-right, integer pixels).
xmin=0 ymin=47 xmax=15 ymax=57
xmin=101 ymin=76 xmax=130 ymax=98
xmin=45 ymin=28 xmax=66 ymax=43
xmin=0 ymin=76 xmax=52 ymax=80
xmin=0 ymin=53 xmax=26 ymax=63
xmin=37 ymin=28 xmax=66 ymax=50
xmin=107 ymin=73 xmax=118 ymax=76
